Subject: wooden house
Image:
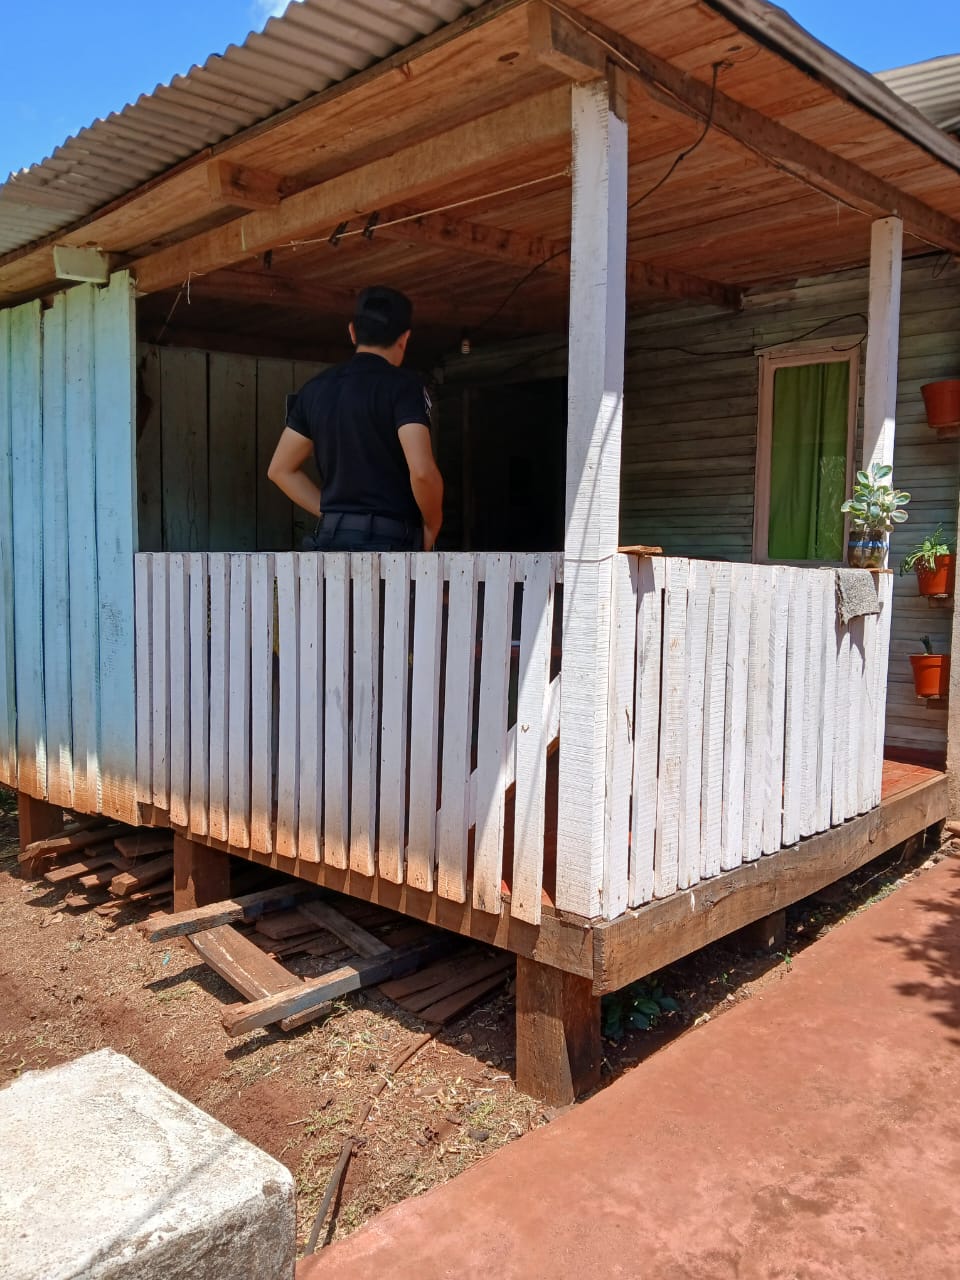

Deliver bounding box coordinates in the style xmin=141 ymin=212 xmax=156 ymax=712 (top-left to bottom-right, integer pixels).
xmin=1 ymin=0 xmax=958 ymax=1103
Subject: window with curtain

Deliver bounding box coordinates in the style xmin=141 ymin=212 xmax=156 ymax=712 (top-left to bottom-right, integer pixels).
xmin=755 ymin=352 xmax=856 ymax=563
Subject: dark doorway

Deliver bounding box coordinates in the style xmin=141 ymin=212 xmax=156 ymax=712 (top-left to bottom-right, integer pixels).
xmin=438 ymin=377 xmax=566 ymax=552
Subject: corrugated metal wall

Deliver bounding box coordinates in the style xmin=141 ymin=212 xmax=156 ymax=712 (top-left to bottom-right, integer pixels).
xmin=0 ymin=274 xmax=138 ymax=820
xmin=620 ymin=254 xmax=960 ymax=759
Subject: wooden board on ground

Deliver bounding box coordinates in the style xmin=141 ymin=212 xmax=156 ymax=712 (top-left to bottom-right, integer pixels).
xmin=297 ymin=900 xmax=393 ymax=958
xmin=110 ymin=853 xmax=174 ymax=897
xmin=44 ymin=851 xmax=128 ymax=883
xmin=113 ymin=832 xmax=174 ymax=859
xmin=380 ymin=950 xmax=512 ymax=1024
xmin=141 ymin=883 xmax=317 ymax=941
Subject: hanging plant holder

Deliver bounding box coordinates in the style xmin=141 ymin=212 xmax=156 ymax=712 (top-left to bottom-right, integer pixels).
xmin=916 ymin=554 xmax=956 ymax=599
xmin=910 ymin=653 xmax=950 ymax=699
xmin=921 ymin=380 xmax=960 ymax=438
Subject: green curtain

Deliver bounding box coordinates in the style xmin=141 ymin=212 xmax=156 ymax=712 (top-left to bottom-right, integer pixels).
xmin=767 ymin=361 xmax=849 ymax=561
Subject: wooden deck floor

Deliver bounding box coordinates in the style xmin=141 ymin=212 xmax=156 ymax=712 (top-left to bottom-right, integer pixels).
xmin=880 ymin=756 xmax=944 ymax=801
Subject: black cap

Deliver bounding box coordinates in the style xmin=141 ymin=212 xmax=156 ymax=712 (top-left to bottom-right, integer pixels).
xmin=353 ymin=285 xmax=413 ymax=345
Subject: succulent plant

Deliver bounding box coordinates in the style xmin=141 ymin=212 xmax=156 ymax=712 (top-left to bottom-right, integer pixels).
xmin=840 ymin=463 xmax=910 ymax=537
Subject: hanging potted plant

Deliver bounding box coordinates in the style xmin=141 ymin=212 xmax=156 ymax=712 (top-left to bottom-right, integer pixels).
xmin=840 ymin=463 xmax=910 ymax=569
xmin=899 ymin=525 xmax=956 ymax=598
xmin=910 ymin=635 xmax=950 ymax=699
xmin=921 ymin=380 xmax=960 ymax=435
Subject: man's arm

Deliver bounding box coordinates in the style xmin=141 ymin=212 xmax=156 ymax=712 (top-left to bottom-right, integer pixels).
xmin=398 ymin=423 xmax=443 ymax=551
xmin=267 ymin=428 xmax=322 ymax=517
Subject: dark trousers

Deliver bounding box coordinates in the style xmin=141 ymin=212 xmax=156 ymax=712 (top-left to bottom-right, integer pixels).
xmin=302 ymin=512 xmax=423 ymax=553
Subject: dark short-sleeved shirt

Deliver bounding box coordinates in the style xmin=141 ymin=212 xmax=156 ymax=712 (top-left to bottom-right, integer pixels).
xmin=286 ymin=352 xmax=431 ymax=524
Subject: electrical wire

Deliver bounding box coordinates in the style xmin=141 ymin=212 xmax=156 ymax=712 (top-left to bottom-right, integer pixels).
xmin=628 ymin=62 xmax=724 ymax=212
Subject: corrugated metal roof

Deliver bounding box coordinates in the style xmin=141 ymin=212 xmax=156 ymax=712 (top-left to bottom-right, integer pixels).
xmin=877 ymin=55 xmax=960 ymax=135
xmin=0 ymin=0 xmax=485 ymax=258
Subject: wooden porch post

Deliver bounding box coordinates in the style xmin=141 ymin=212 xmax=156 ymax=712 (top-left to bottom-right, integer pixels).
xmin=17 ymin=792 xmax=64 ymax=851
xmin=556 ymin=72 xmax=628 ymax=922
xmin=861 ymin=217 xmax=903 ymax=807
xmin=173 ymin=834 xmax=232 ymax=911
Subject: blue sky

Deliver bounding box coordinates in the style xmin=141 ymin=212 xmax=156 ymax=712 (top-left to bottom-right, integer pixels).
xmin=1 ymin=0 xmax=958 ymax=180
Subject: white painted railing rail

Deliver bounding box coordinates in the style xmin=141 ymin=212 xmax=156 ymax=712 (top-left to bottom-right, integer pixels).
xmin=134 ymin=551 xmax=562 ymax=925
xmin=611 ymin=555 xmax=892 ymax=912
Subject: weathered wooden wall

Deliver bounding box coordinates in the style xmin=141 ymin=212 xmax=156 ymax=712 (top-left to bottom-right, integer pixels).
xmin=0 ymin=274 xmax=138 ymax=819
xmin=445 ymin=253 xmax=960 ymax=760
xmin=136 ymin=346 xmax=326 ymax=553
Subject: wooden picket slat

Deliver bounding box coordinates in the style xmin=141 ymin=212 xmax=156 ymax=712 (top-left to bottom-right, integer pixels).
xmin=435 ymin=555 xmax=476 ymax=902
xmin=655 ymin=557 xmax=687 ymax=898
xmin=762 ymin=570 xmax=789 ymax=855
xmin=349 ymin=553 xmax=380 ymax=876
xmin=407 ymin=555 xmax=444 ymax=892
xmin=249 ymin=554 xmax=274 ymax=852
xmin=40 ymin=296 xmax=73 ymax=809
xmin=275 ymin=554 xmax=300 ymax=858
xmin=817 ymin=571 xmax=838 ymax=833
xmin=678 ymin=558 xmax=709 ymax=887
xmin=832 ymin=614 xmax=852 ymax=826
xmin=323 ymin=554 xmax=350 ymax=870
xmin=512 ymin=555 xmax=555 ymax=924
xmin=150 ymin=552 xmax=170 ymax=813
xmin=207 ymin=554 xmax=230 ymax=841
xmin=699 ymin=561 xmax=730 ymax=879
xmin=743 ymin=566 xmax=772 ymax=862
xmin=720 ymin=562 xmax=750 ymax=872
xmin=294 ymin=553 xmax=323 ymax=863
xmin=871 ymin=575 xmax=894 ymax=808
xmin=629 ymin=555 xmax=664 ymax=906
xmin=167 ymin=553 xmax=190 ymax=829
xmin=0 ymin=310 xmax=16 ymax=788
xmin=134 ymin=557 xmax=153 ymax=806
xmin=472 ymin=554 xmax=514 ymax=914
xmin=379 ymin=554 xmax=411 ymax=885
xmin=227 ymin=554 xmax=252 ymax=848
xmin=799 ymin=572 xmax=824 ymax=839
xmin=782 ymin=569 xmax=807 ymax=846
xmin=187 ymin=552 xmax=209 ymax=837
xmin=846 ymin=614 xmax=866 ymax=822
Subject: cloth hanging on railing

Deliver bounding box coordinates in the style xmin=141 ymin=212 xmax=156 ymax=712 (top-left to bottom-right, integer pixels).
xmin=835 ymin=568 xmax=880 ymax=625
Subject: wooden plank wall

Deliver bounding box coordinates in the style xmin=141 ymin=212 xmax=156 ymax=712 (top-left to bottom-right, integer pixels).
xmin=135 ymin=550 xmax=562 ymax=922
xmin=0 ymin=275 xmax=138 ymax=819
xmin=136 ymin=345 xmax=326 ymax=554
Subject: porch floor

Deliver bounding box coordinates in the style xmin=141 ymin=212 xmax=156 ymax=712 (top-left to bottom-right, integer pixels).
xmin=299 ymin=844 xmax=960 ymax=1280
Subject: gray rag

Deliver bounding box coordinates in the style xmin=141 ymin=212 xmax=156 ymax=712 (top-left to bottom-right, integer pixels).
xmin=835 ymin=569 xmax=880 ymax=625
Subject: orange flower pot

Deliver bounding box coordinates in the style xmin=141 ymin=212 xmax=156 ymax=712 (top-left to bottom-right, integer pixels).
xmin=921 ymin=380 xmax=960 ymax=432
xmin=915 ymin=554 xmax=956 ymax=598
xmin=910 ymin=653 xmax=950 ymax=699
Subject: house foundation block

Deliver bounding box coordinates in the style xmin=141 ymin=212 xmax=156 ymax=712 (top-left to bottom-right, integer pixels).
xmin=0 ymin=1048 xmax=295 ymax=1280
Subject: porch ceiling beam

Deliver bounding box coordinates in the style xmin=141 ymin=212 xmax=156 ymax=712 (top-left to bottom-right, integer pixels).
xmin=206 ymin=160 xmax=287 ymax=210
xmin=375 ymin=206 xmax=743 ymax=310
xmin=178 ymin=267 xmax=556 ymax=335
xmin=132 ymin=87 xmax=573 ymax=296
xmin=535 ymin=1 xmax=960 ymax=257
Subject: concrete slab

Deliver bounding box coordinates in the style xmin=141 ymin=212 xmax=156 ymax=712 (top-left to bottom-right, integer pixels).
xmin=300 ymin=853 xmax=960 ymax=1280
xmin=0 ymin=1048 xmax=295 ymax=1280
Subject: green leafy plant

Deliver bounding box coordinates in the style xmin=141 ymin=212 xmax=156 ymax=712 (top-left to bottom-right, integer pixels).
xmin=840 ymin=463 xmax=910 ymax=537
xmin=899 ymin=525 xmax=954 ymax=576
xmin=601 ymin=978 xmax=681 ymax=1040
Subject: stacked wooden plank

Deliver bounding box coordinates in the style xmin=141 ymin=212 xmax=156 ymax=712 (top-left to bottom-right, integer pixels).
xmin=140 ymin=886 xmax=510 ymax=1036
xmin=21 ymin=818 xmax=176 ymax=913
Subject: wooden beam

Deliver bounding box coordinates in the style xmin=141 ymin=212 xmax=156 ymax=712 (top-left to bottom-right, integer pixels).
xmin=207 ymin=160 xmax=285 ymax=210
xmin=132 ymin=88 xmax=573 ymax=295
xmin=528 ymin=0 xmax=605 ymax=82
xmin=515 ymin=956 xmax=601 ymax=1104
xmin=544 ymin=1 xmax=960 ymax=256
xmin=592 ymin=772 xmax=948 ymax=994
xmin=143 ymin=882 xmax=317 ymax=941
xmin=173 ymin=834 xmax=233 ymax=911
xmin=376 ymin=207 xmax=742 ymax=310
xmin=17 ymin=793 xmax=64 ymax=854
xmin=556 ymin=74 xmax=628 ymax=920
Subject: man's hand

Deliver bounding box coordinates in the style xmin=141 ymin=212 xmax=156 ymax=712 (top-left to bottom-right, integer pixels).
xmin=267 ymin=428 xmax=322 ymax=517
xmin=398 ymin=423 xmax=443 ymax=550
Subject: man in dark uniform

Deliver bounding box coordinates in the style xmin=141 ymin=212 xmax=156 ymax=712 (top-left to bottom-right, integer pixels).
xmin=267 ymin=285 xmax=443 ymax=551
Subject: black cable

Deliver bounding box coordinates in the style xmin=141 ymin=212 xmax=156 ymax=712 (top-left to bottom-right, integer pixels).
xmin=628 ymin=61 xmax=724 ymax=213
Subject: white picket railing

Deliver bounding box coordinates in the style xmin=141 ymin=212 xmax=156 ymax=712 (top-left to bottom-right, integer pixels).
xmin=612 ymin=556 xmax=892 ymax=911
xmin=134 ymin=551 xmax=562 ymax=924
xmin=133 ymin=552 xmax=891 ymax=924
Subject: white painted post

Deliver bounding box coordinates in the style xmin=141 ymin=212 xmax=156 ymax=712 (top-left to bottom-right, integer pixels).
xmin=556 ymin=73 xmax=628 ymax=920
xmin=861 ymin=217 xmax=902 ymax=804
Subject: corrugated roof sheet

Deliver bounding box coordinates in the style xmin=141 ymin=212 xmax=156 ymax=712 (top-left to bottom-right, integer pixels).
xmin=877 ymin=55 xmax=960 ymax=135
xmin=0 ymin=0 xmax=485 ymax=258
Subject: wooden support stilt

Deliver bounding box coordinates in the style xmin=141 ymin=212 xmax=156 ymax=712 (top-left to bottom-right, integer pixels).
xmin=515 ymin=956 xmax=601 ymax=1106
xmin=735 ymin=909 xmax=787 ymax=955
xmin=17 ymin=792 xmax=64 ymax=851
xmin=173 ymin=834 xmax=232 ymax=911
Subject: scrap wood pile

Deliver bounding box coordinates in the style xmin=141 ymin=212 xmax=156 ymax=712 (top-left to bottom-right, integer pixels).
xmin=141 ymin=884 xmax=513 ymax=1036
xmin=20 ymin=817 xmax=176 ymax=916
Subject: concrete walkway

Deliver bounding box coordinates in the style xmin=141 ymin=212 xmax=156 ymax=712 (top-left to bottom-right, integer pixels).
xmin=300 ymin=853 xmax=960 ymax=1280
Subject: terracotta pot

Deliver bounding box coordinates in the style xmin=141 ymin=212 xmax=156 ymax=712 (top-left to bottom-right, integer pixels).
xmin=910 ymin=653 xmax=950 ymax=699
xmin=847 ymin=535 xmax=886 ymax=569
xmin=921 ymin=380 xmax=960 ymax=431
xmin=915 ymin=554 xmax=956 ymax=598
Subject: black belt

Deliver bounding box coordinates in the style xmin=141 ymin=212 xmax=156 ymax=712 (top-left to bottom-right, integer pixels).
xmin=317 ymin=512 xmax=415 ymax=537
